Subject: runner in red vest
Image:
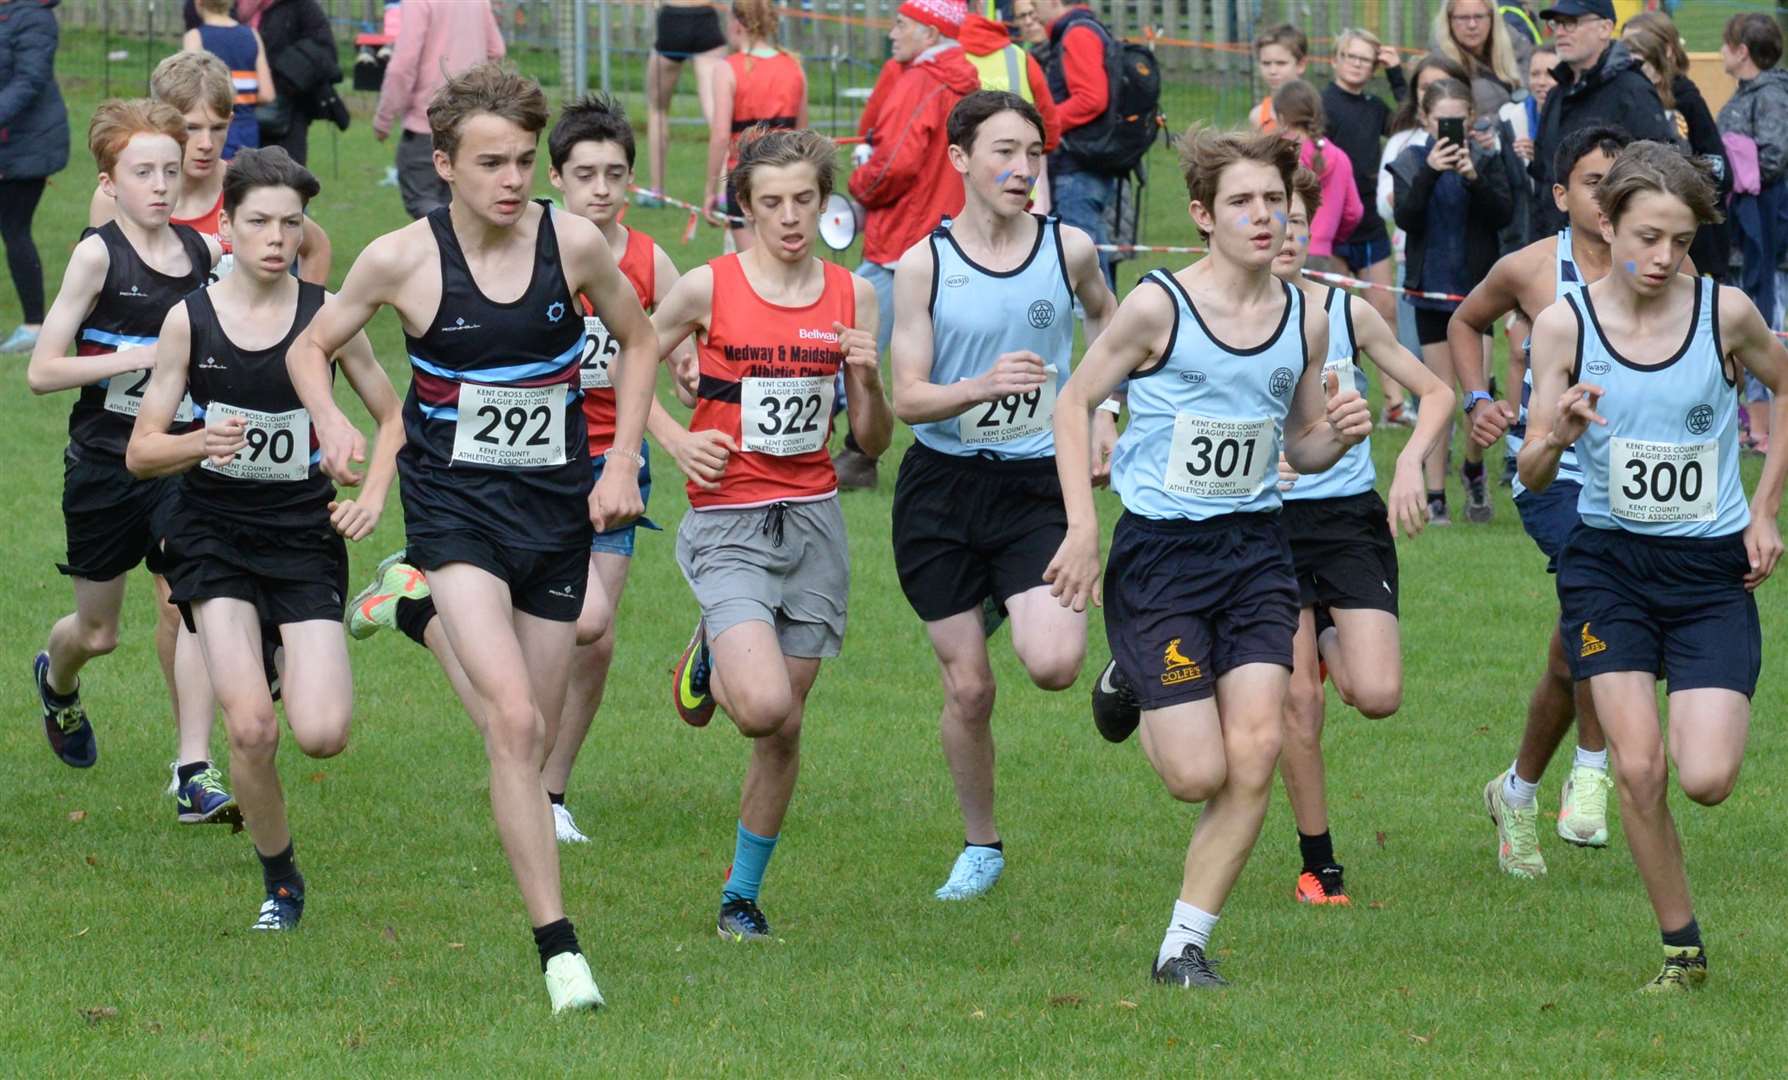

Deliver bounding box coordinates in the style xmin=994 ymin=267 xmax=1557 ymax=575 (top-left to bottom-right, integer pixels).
xmin=704 ymin=0 xmax=808 ymax=251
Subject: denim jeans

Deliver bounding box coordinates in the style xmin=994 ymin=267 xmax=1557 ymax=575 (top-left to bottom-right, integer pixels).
xmin=1050 ymin=166 xmax=1117 ymax=287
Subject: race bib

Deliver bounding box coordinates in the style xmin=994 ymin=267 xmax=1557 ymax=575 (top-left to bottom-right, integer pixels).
xmin=1164 ymin=414 xmax=1275 ymax=499
xmin=741 ymin=375 xmax=834 ymax=456
xmin=580 ymin=315 xmax=617 ymax=390
xmin=1609 ymin=437 xmax=1717 ymax=523
xmin=103 ymin=368 xmax=194 ymax=423
xmin=452 ymin=383 xmax=568 ymax=468
xmin=200 ymin=402 xmax=310 ymax=483
xmin=958 ymin=366 xmax=1057 ymax=447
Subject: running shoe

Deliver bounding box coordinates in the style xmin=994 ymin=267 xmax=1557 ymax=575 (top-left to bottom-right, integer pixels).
xmin=34 ymin=651 xmax=96 ymax=768
xmin=832 ymin=445 xmax=878 ymax=491
xmin=1382 ymin=401 xmax=1416 ymax=428
xmin=0 ymin=324 xmax=39 ymax=354
xmin=1293 ymin=863 xmax=1351 ymax=906
xmin=544 ymin=952 xmax=605 ymax=1013
xmin=174 ymin=765 xmax=240 ymax=825
xmin=250 ymin=883 xmax=304 ymax=931
xmin=671 ymin=621 xmax=716 ymax=727
xmin=1642 ymin=946 xmax=1708 ymax=993
xmin=264 ymin=635 xmax=283 ymax=703
xmin=717 ymin=897 xmax=772 ymax=941
xmin=1557 ymin=764 xmax=1613 ymax=847
xmin=553 ymin=803 xmax=591 ymax=845
xmin=346 ymin=550 xmax=428 ymax=641
xmin=934 ymin=846 xmax=1006 ymax=901
xmin=1462 ymin=465 xmax=1493 ymax=523
xmin=1484 ymin=773 xmax=1547 ymax=879
xmin=1427 ymin=497 xmax=1452 ymax=527
xmin=1152 ymin=944 xmax=1227 ymax=988
xmin=1091 ymin=659 xmax=1141 ymax=743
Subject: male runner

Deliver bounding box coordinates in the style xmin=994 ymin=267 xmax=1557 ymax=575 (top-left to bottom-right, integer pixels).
xmin=126 ymin=147 xmax=402 ymax=930
xmin=1451 ymin=126 xmax=1630 ymax=878
xmin=1523 ymin=141 xmax=1785 ymax=990
xmin=345 ymin=93 xmax=692 ymax=845
xmin=657 ymin=127 xmax=890 ymax=941
xmin=26 ymin=99 xmax=231 ymax=821
xmin=1274 ymin=167 xmax=1453 ymax=905
xmin=1046 ymin=127 xmax=1370 ymax=987
xmin=289 ymin=63 xmax=656 ymax=1013
xmin=888 ymin=91 xmax=1114 ymax=900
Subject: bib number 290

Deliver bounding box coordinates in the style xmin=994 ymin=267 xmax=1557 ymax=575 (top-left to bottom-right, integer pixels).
xmin=200 ymin=402 xmax=310 ymax=483
xmin=741 ymin=375 xmax=834 ymax=456
xmin=1164 ymin=415 xmax=1275 ymax=499
xmin=452 ymin=383 xmax=567 ymax=468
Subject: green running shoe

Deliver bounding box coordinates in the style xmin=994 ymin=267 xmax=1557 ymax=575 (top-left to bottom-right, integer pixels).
xmin=1642 ymin=946 xmax=1707 ymax=993
xmin=1557 ymin=764 xmax=1613 ymax=847
xmin=347 ymin=550 xmax=429 ymax=641
xmin=1484 ymin=773 xmax=1546 ymax=879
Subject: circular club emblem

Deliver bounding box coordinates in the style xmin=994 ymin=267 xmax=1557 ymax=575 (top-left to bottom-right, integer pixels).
xmin=1027 ymin=299 xmax=1056 ymax=329
xmin=1269 ymin=366 xmax=1295 ymax=398
xmin=546 ymin=300 xmax=566 ymax=323
xmin=1686 ymin=403 xmax=1714 ymax=436
xmin=1586 ymin=358 xmax=1612 ymax=376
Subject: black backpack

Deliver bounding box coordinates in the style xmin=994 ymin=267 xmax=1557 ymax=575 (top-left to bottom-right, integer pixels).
xmin=1048 ymin=10 xmax=1164 ymax=176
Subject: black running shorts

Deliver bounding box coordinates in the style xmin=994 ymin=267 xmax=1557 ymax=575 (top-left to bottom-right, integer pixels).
xmin=163 ymin=511 xmax=348 ymax=632
xmin=407 ymin=532 xmax=587 ymax=624
xmin=1282 ymin=490 xmax=1399 ymax=615
xmin=654 ymin=5 xmax=726 ymax=57
xmin=59 ymin=457 xmax=181 ymax=581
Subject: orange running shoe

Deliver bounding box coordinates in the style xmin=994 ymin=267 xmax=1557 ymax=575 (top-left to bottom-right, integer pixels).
xmin=1293 ymin=864 xmax=1351 ymax=906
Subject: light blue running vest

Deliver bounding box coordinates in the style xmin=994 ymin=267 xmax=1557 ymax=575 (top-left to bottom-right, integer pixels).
xmin=1285 ymin=286 xmax=1374 ymax=501
xmin=912 ymin=214 xmax=1076 ymax=460
xmin=1510 ymin=228 xmax=1586 ymax=497
xmin=1570 ymin=275 xmax=1749 ymax=537
xmin=1112 ymin=269 xmax=1308 ymax=521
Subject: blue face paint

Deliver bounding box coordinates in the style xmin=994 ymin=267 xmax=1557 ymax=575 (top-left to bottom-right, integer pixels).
xmin=996 ymin=169 xmax=1015 ymax=184
xmin=1273 ymin=210 xmax=1288 ymax=225
xmin=1625 ymin=260 xmax=1638 ymax=274
xmin=1236 ymin=213 xmax=1252 ymax=229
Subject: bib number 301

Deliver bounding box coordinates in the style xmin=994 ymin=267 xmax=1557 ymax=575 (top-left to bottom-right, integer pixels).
xmin=1609 ymin=437 xmax=1717 ymax=523
xmin=452 ymin=383 xmax=568 ymax=468
xmin=1164 ymin=414 xmax=1274 ymax=499
xmin=580 ymin=315 xmax=617 ymax=390
xmin=200 ymin=402 xmax=310 ymax=483
xmin=741 ymin=375 xmax=834 ymax=456
xmin=960 ymin=366 xmax=1057 ymax=447
xmin=103 ymin=368 xmax=194 ymax=422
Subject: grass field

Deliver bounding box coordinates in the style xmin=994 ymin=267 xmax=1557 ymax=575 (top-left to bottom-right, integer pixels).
xmin=1 ymin=60 xmax=1786 ymax=1076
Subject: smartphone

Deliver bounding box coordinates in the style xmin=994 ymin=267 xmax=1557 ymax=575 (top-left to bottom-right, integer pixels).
xmin=1438 ymin=116 xmax=1466 ymax=148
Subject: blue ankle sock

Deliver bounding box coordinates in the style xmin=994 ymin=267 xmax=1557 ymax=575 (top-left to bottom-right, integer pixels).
xmin=723 ymin=822 xmax=778 ymax=903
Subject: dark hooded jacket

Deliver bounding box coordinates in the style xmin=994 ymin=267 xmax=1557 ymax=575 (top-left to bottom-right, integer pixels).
xmin=1531 ymin=40 xmax=1674 ymax=233
xmin=0 ymin=0 xmax=68 ymax=181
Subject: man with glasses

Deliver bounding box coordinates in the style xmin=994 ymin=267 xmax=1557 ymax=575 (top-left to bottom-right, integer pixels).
xmin=1531 ymin=0 xmax=1674 ymax=234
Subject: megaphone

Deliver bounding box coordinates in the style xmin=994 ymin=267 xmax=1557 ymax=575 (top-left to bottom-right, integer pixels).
xmin=819 ymin=193 xmax=862 ymax=252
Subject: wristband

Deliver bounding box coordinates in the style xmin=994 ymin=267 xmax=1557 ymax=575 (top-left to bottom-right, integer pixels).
xmin=1461 ymin=390 xmax=1493 ymax=416
xmin=1096 ymin=397 xmax=1123 ymax=416
xmin=604 ymin=445 xmax=644 ymax=466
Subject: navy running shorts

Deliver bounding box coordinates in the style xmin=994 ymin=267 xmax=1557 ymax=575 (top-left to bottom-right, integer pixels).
xmin=1515 ymin=479 xmax=1582 ymax=574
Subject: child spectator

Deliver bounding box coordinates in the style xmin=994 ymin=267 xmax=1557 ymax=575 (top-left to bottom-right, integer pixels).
xmin=182 ymin=0 xmax=274 ymax=160
xmin=1273 ymin=79 xmax=1362 ymax=269
xmin=1252 ymin=23 xmax=1307 ymax=132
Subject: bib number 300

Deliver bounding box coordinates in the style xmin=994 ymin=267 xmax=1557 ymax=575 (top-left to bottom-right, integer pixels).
xmin=741 ymin=375 xmax=834 ymax=456
xmin=1165 ymin=415 xmax=1274 ymax=499
xmin=200 ymin=402 xmax=310 ymax=483
xmin=580 ymin=315 xmax=617 ymax=390
xmin=452 ymin=383 xmax=567 ymax=468
xmin=960 ymin=366 xmax=1057 ymax=447
xmin=1609 ymin=437 xmax=1717 ymax=524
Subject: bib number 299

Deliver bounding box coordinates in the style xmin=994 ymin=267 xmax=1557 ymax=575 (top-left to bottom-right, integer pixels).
xmin=1164 ymin=415 xmax=1275 ymax=499
xmin=452 ymin=383 xmax=568 ymax=468
xmin=741 ymin=375 xmax=834 ymax=456
xmin=960 ymin=366 xmax=1057 ymax=447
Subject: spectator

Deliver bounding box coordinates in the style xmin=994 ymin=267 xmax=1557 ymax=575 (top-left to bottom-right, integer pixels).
xmin=703 ymin=0 xmax=807 ymax=252
xmin=1501 ymin=2 xmax=1542 ymax=66
xmin=254 ymin=0 xmax=345 ymax=166
xmin=1717 ymin=11 xmax=1788 ymax=454
xmin=183 ymin=0 xmax=274 ymax=161
xmin=1033 ymin=0 xmax=1120 ymax=283
xmin=1381 ymin=55 xmax=1472 ymax=360
xmin=1251 ymin=22 xmax=1307 ymax=132
xmin=1530 ymin=0 xmax=1674 ymax=234
xmin=1012 ymin=0 xmax=1047 ymax=51
xmin=1623 ymin=10 xmax=1729 ymax=282
xmin=1390 ymin=77 xmax=1512 ymax=525
xmin=1325 ymin=26 xmax=1415 ymax=423
xmin=0 ymin=0 xmax=68 ymax=355
xmin=1431 ymin=0 xmax=1526 ymax=120
xmin=960 ymin=6 xmax=1060 ymax=213
xmin=1516 ymin=43 xmax=1557 ymax=155
xmin=842 ymin=0 xmax=977 ymax=487
xmin=643 ymin=1 xmax=729 ymax=206
xmin=1272 ymin=80 xmax=1361 ymax=271
xmin=372 ymin=0 xmax=505 ymax=219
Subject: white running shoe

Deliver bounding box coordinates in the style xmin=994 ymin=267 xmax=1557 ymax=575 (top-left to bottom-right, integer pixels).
xmin=1557 ymin=765 xmax=1613 ymax=847
xmin=553 ymin=803 xmax=590 ymax=844
xmin=544 ymin=952 xmax=604 ymax=1013
xmin=166 ymin=759 xmax=180 ymax=797
xmin=934 ymin=846 xmax=1006 ymax=900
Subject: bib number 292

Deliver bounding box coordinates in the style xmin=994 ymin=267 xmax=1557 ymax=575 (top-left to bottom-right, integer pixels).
xmin=1164 ymin=415 xmax=1274 ymax=499
xmin=741 ymin=375 xmax=834 ymax=456
xmin=103 ymin=368 xmax=195 ymax=422
xmin=452 ymin=383 xmax=567 ymax=468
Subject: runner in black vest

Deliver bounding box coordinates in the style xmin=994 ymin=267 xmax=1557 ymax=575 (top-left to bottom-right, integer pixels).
xmin=127 ymin=147 xmax=402 ymax=935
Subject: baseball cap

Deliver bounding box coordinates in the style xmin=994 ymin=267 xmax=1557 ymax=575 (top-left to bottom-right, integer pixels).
xmin=1539 ymin=0 xmax=1616 ymax=20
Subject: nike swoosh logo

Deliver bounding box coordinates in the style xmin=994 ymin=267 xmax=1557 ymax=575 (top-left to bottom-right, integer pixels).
xmin=177 ymin=795 xmax=193 ymax=809
xmin=357 ymin=595 xmax=389 ymax=623
xmin=1099 ymin=664 xmax=1120 ymax=695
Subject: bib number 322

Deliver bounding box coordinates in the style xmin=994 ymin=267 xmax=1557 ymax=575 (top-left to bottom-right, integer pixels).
xmin=200 ymin=402 xmax=310 ymax=483
xmin=1164 ymin=414 xmax=1274 ymax=499
xmin=1609 ymin=437 xmax=1717 ymax=523
xmin=452 ymin=383 xmax=568 ymax=468
xmin=741 ymin=375 xmax=834 ymax=456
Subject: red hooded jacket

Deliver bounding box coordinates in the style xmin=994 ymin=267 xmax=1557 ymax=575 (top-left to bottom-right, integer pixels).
xmin=848 ymin=45 xmax=979 ymax=265
xmin=956 ymin=15 xmax=1060 ymax=152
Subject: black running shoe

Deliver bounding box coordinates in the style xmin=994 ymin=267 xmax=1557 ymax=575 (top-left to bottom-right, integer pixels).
xmin=250 ymin=882 xmax=304 ymax=931
xmin=34 ymin=651 xmax=96 ymax=768
xmin=1152 ymin=943 xmax=1228 ymax=988
xmin=262 ymin=632 xmax=284 ymax=703
xmin=717 ymin=897 xmax=772 ymax=941
xmin=1092 ymin=660 xmax=1141 ymax=743
xmin=1462 ymin=464 xmax=1493 ymax=523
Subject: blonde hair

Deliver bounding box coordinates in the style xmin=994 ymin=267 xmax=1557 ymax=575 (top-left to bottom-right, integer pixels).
xmin=733 ymin=0 xmax=779 ymax=41
xmin=730 ymin=126 xmax=836 ymax=209
xmin=1335 ymin=27 xmax=1381 ymax=59
xmin=150 ymin=50 xmax=233 ymax=120
xmin=89 ymin=98 xmax=187 ymax=176
xmin=1431 ymin=0 xmax=1523 ymax=92
xmin=426 ymin=62 xmax=550 ymax=162
xmin=1175 ymin=125 xmax=1300 ymax=239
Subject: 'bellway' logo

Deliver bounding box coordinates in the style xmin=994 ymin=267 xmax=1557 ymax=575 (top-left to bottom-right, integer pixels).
xmin=798 ymin=328 xmax=839 ymax=342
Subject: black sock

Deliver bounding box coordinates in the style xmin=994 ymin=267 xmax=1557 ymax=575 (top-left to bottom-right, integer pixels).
xmin=1298 ymin=830 xmax=1335 ymax=873
xmin=257 ymin=842 xmax=302 ymax=894
xmin=176 ymin=760 xmax=210 ymax=786
xmin=966 ymin=838 xmax=1003 ymax=852
xmin=843 ymin=431 xmax=863 ymax=455
xmin=547 ymin=790 xmax=565 ymax=807
xmin=394 ymin=596 xmax=435 ymax=648
xmin=1426 ymin=489 xmax=1446 ymax=504
xmin=1463 ymin=459 xmax=1485 ymax=481
xmin=533 ymin=917 xmax=581 ymax=971
xmin=1662 ymin=917 xmax=1702 ymax=950
xmin=42 ymin=675 xmax=78 ymax=706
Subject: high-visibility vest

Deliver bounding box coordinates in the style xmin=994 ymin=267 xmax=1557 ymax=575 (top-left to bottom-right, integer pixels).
xmin=1499 ymin=4 xmax=1541 ymax=45
xmin=967 ymin=43 xmax=1034 ymax=101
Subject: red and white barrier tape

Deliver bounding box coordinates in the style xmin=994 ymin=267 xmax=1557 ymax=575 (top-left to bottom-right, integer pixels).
xmin=1299 ymin=268 xmax=1468 ymax=303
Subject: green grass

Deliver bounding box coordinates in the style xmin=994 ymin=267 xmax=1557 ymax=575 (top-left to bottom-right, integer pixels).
xmin=1 ymin=68 xmax=1785 ymax=1076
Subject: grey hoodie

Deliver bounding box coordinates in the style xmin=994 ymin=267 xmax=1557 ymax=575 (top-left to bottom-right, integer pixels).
xmin=1718 ymin=67 xmax=1788 ymax=185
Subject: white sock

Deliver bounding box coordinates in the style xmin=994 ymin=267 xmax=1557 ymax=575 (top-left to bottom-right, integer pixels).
xmin=1157 ymin=900 xmax=1218 ymax=969
xmin=1574 ymin=746 xmax=1609 ymax=771
xmin=1503 ymin=762 xmax=1539 ymax=808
